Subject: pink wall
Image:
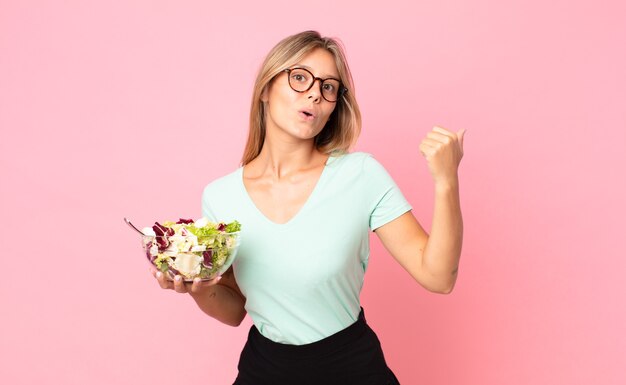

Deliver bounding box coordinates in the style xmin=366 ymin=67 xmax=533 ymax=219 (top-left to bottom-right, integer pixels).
xmin=1 ymin=1 xmax=624 ymax=384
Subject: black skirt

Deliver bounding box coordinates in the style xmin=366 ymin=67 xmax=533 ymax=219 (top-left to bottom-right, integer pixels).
xmin=233 ymin=308 xmax=401 ymax=385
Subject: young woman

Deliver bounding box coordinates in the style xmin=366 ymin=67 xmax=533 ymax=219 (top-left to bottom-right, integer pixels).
xmin=152 ymin=30 xmax=465 ymax=385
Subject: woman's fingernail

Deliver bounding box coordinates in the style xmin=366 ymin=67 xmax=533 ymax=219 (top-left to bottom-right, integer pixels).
xmin=175 ymin=275 xmax=181 ymax=282
xmin=156 ymin=271 xmax=162 ymax=279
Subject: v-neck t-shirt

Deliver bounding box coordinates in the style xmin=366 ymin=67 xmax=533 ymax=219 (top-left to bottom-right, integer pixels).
xmin=201 ymin=152 xmax=412 ymax=344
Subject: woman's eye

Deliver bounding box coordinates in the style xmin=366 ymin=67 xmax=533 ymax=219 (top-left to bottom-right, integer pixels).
xmin=322 ymin=83 xmax=335 ymax=92
xmin=292 ymin=73 xmax=308 ymax=82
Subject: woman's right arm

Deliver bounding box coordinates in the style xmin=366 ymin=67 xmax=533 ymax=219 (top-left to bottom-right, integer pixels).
xmin=151 ymin=266 xmax=247 ymax=327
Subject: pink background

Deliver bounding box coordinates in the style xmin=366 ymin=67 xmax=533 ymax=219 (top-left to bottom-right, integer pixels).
xmin=1 ymin=1 xmax=625 ymax=384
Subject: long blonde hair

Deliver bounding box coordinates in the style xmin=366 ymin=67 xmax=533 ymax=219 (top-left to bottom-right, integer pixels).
xmin=241 ymin=31 xmax=362 ymax=165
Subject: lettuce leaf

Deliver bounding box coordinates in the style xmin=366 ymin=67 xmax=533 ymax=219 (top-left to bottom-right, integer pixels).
xmin=225 ymin=220 xmax=241 ymax=233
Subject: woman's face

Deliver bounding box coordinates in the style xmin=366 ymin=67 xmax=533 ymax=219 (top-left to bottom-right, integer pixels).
xmin=262 ymin=48 xmax=339 ymax=143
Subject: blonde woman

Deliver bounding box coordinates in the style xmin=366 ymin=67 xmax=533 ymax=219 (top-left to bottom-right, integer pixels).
xmin=152 ymin=30 xmax=465 ymax=384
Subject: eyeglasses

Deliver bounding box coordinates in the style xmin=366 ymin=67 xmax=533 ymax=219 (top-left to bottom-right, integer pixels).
xmin=283 ymin=68 xmax=346 ymax=103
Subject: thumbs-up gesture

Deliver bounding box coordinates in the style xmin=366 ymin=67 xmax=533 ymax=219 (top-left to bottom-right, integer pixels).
xmin=419 ymin=126 xmax=466 ymax=184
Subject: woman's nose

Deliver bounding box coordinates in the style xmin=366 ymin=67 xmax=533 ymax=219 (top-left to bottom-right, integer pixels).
xmin=306 ymin=79 xmax=322 ymax=102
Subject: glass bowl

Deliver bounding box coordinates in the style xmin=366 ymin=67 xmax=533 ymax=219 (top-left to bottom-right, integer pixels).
xmin=141 ymin=231 xmax=241 ymax=282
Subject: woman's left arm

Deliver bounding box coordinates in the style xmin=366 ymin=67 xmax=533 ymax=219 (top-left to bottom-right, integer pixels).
xmin=374 ymin=126 xmax=465 ymax=294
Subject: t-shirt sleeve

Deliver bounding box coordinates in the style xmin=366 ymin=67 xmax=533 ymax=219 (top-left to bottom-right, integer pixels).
xmin=362 ymin=154 xmax=412 ymax=231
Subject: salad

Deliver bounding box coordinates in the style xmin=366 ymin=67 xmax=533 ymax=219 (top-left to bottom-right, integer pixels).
xmin=142 ymin=217 xmax=241 ymax=280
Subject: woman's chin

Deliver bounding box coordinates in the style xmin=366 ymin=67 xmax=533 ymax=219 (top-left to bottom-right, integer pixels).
xmin=272 ymin=125 xmax=324 ymax=142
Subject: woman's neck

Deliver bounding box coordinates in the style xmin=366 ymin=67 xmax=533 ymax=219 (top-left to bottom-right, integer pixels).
xmin=249 ymin=137 xmax=326 ymax=180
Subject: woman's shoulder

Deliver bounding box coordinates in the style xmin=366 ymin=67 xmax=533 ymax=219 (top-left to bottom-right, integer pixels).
xmin=328 ymin=151 xmax=371 ymax=165
xmin=327 ymin=152 xmax=397 ymax=188
xmin=202 ymin=167 xmax=242 ymax=199
xmin=328 ymin=151 xmax=385 ymax=171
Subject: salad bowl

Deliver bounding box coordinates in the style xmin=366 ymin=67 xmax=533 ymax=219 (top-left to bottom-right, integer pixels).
xmin=127 ymin=217 xmax=241 ymax=282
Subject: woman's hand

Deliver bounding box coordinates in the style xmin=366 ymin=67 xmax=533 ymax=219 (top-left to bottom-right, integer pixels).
xmin=149 ymin=266 xmax=247 ymax=326
xmin=150 ymin=267 xmax=222 ymax=294
xmin=419 ymin=126 xmax=466 ymax=185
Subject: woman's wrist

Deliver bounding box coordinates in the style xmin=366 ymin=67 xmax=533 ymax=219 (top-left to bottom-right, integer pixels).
xmin=434 ymin=176 xmax=459 ymax=193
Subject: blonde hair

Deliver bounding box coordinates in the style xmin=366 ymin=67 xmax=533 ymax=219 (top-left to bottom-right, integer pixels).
xmin=241 ymin=31 xmax=362 ymax=165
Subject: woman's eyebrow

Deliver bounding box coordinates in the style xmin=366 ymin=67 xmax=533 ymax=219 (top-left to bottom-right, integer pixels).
xmin=292 ymin=64 xmax=340 ymax=79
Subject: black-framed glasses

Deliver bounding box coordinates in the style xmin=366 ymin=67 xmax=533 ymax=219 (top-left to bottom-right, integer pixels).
xmin=283 ymin=68 xmax=346 ymax=103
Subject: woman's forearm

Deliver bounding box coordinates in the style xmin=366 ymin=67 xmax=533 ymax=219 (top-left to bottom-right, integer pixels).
xmin=422 ymin=179 xmax=463 ymax=293
xmin=189 ymin=284 xmax=247 ymax=326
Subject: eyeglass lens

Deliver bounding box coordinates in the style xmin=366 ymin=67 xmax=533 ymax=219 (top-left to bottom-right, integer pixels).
xmin=287 ymin=68 xmax=341 ymax=102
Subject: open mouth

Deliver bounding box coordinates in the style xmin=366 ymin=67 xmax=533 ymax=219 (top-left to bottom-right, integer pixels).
xmin=299 ymin=110 xmax=316 ymax=120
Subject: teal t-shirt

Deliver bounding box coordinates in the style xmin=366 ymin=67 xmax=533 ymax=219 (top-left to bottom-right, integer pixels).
xmin=202 ymin=152 xmax=412 ymax=344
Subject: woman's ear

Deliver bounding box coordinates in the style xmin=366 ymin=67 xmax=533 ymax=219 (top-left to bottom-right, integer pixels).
xmin=260 ymin=85 xmax=269 ymax=103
